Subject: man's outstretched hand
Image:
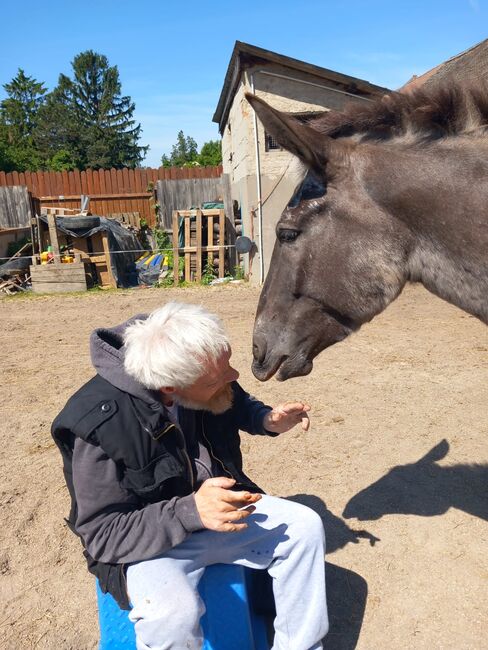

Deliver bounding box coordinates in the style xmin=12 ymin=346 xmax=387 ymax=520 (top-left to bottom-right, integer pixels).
xmin=263 ymin=401 xmax=311 ymax=434
xmin=194 ymin=477 xmax=261 ymax=532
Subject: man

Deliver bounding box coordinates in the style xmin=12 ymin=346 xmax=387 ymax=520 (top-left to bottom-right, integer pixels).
xmin=52 ymin=302 xmax=328 ymax=650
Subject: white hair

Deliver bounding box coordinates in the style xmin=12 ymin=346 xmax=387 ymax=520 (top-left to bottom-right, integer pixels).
xmin=123 ymin=302 xmax=230 ymax=389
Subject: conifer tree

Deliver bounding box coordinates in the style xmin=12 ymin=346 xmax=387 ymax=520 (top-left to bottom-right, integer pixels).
xmin=0 ymin=68 xmax=47 ymax=171
xmin=161 ymin=131 xmax=198 ymax=167
xmin=36 ymin=50 xmax=147 ymax=169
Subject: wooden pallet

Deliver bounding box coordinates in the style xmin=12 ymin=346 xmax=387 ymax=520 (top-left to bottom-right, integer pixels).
xmin=172 ymin=209 xmax=226 ymax=284
xmin=107 ymin=211 xmax=141 ymax=230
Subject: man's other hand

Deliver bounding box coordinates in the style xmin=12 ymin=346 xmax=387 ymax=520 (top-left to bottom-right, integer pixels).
xmin=194 ymin=477 xmax=261 ymax=532
xmin=263 ymin=401 xmax=311 ymax=434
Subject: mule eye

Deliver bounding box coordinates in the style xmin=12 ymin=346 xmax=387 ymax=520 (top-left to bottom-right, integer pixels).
xmin=278 ymin=228 xmax=300 ymax=243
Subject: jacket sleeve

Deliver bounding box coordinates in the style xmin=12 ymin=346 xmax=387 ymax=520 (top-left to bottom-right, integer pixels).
xmin=232 ymin=382 xmax=276 ymax=437
xmin=72 ymin=437 xmax=203 ymax=564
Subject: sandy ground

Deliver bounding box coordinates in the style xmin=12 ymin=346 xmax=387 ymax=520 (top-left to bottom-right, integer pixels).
xmin=0 ymin=282 xmax=487 ymax=650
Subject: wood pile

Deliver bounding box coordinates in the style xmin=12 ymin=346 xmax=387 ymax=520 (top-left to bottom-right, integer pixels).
xmin=0 ymin=275 xmax=29 ymax=295
xmin=0 ymin=240 xmax=32 ymax=295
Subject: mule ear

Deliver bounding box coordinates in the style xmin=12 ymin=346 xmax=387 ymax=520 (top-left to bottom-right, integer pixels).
xmin=418 ymin=439 xmax=449 ymax=464
xmin=246 ymin=93 xmax=334 ymax=174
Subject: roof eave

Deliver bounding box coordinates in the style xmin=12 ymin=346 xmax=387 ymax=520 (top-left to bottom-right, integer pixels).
xmin=213 ymin=41 xmax=391 ymax=133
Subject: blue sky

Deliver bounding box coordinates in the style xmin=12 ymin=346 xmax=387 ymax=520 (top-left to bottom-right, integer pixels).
xmin=0 ymin=0 xmax=486 ymax=167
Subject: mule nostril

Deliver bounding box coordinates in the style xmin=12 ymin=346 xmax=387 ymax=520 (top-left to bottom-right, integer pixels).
xmin=252 ymin=334 xmax=267 ymax=364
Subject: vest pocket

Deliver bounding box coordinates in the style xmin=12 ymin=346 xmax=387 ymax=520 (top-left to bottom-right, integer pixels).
xmin=121 ymin=452 xmax=186 ymax=500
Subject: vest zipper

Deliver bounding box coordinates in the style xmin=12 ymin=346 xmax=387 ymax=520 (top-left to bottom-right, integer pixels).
xmin=200 ymin=413 xmax=234 ymax=479
xmin=175 ymin=425 xmax=195 ymax=488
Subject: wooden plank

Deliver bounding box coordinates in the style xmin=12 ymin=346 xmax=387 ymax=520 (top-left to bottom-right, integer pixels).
xmin=221 ymin=172 xmax=236 ymax=272
xmin=218 ymin=209 xmax=225 ymax=278
xmin=172 ymin=210 xmax=179 ymax=286
xmin=30 ymin=267 xmax=87 ymax=282
xmin=46 ymin=214 xmax=61 ymax=263
xmin=207 ymin=215 xmax=214 ymax=268
xmin=31 ymin=281 xmax=87 ymax=294
xmin=93 ymin=169 xmax=101 ymax=199
xmin=73 ymin=169 xmax=82 ymax=196
xmin=105 ymin=169 xmax=113 ymax=216
xmin=61 ymin=170 xmax=69 ymax=197
xmin=68 ymin=171 xmax=76 ymax=196
xmin=101 ymin=231 xmax=117 ymax=288
xmin=80 ymin=170 xmax=87 ymax=195
xmin=184 ymin=215 xmax=191 ymax=282
xmin=195 ymin=209 xmax=202 ymax=282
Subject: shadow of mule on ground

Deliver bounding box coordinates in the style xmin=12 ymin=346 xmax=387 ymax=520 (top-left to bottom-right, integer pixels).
xmin=343 ymin=439 xmax=488 ymax=522
xmin=287 ymin=494 xmax=374 ymax=649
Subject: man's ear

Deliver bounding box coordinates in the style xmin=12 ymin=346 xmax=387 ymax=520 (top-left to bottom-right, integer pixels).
xmin=159 ymin=386 xmax=176 ymax=395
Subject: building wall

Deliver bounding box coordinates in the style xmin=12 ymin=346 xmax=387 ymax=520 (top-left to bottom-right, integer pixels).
xmin=222 ymin=61 xmax=379 ymax=283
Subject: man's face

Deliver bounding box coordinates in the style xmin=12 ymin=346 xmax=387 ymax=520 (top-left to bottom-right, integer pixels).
xmin=172 ymin=348 xmax=240 ymax=414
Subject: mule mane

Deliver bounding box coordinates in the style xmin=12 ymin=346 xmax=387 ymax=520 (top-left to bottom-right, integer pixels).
xmin=310 ymin=83 xmax=488 ymax=143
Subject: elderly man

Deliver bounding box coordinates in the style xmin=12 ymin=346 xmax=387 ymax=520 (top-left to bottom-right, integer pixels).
xmin=52 ymin=302 xmax=328 ymax=650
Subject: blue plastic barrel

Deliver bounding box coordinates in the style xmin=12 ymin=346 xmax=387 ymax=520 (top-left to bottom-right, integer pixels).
xmin=97 ymin=564 xmax=270 ymax=650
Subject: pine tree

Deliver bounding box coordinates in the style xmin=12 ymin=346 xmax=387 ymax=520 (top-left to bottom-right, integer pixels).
xmin=161 ymin=131 xmax=199 ymax=167
xmin=0 ymin=69 xmax=47 ymax=171
xmin=36 ymin=50 xmax=147 ymax=169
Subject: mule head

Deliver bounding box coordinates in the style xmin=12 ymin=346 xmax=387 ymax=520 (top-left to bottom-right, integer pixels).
xmin=342 ymin=440 xmax=450 ymax=521
xmin=247 ymin=94 xmax=412 ymax=381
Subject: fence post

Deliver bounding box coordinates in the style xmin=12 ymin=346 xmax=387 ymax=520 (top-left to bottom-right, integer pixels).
xmin=195 ymin=209 xmax=202 ymax=282
xmin=172 ymin=210 xmax=179 ymax=286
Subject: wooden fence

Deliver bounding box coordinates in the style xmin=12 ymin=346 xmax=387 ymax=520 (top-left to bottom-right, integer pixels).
xmin=0 ymin=166 xmax=222 ymax=228
xmin=156 ymin=177 xmax=225 ymax=230
xmin=0 ymin=186 xmax=35 ymax=229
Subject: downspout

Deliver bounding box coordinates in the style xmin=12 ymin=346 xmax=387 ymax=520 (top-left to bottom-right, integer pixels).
xmin=250 ymin=73 xmax=265 ymax=284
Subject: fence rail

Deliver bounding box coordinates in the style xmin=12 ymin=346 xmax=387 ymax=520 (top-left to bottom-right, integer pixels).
xmin=0 ymin=166 xmax=222 ymax=227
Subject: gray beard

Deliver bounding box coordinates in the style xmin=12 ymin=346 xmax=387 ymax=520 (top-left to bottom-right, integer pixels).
xmin=177 ymin=385 xmax=234 ymax=415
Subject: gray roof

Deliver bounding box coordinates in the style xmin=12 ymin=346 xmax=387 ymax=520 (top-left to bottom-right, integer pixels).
xmin=213 ymin=41 xmax=390 ymax=133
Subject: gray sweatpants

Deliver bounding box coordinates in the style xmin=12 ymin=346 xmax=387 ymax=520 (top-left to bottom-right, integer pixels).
xmin=126 ymin=494 xmax=328 ymax=650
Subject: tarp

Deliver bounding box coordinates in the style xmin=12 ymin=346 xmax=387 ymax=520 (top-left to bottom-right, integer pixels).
xmin=38 ymin=214 xmax=142 ymax=288
xmin=135 ymin=251 xmax=170 ymax=286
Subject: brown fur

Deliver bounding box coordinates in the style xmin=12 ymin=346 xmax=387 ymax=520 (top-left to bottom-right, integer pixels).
xmin=245 ymin=85 xmax=488 ymax=382
xmin=310 ymin=84 xmax=488 ymax=142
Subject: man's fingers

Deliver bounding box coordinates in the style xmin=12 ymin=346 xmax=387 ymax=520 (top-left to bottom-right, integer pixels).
xmin=226 ymin=506 xmax=256 ymax=521
xmin=301 ymin=413 xmax=310 ymax=431
xmin=280 ymin=401 xmax=311 ymax=414
xmin=219 ymin=521 xmax=248 ymax=532
xmin=219 ymin=489 xmax=261 ymax=505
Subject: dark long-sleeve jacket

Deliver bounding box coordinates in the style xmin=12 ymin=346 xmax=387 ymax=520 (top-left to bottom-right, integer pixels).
xmin=51 ymin=316 xmax=273 ymax=606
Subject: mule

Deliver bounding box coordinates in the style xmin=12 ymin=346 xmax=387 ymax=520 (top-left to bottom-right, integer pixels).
xmin=246 ymin=86 xmax=488 ymax=381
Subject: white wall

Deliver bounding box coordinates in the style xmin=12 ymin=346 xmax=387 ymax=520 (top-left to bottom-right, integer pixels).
xmin=222 ymin=62 xmax=376 ymax=283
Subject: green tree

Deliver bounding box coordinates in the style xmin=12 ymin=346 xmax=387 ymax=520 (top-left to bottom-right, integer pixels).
xmin=36 ymin=50 xmax=147 ymax=169
xmin=34 ymin=87 xmax=81 ymax=169
xmin=161 ymin=130 xmax=198 ymax=167
xmin=197 ymin=139 xmax=222 ymax=166
xmin=0 ymin=68 xmax=47 ymax=171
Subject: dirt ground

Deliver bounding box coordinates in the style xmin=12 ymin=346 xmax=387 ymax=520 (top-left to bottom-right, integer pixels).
xmin=0 ymin=282 xmax=486 ymax=649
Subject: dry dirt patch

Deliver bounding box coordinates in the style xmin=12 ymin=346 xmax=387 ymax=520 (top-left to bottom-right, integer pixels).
xmin=0 ymin=283 xmax=486 ymax=649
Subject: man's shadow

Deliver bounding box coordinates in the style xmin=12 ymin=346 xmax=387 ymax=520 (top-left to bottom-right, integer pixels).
xmin=287 ymin=494 xmax=380 ymax=650
xmin=342 ymin=439 xmax=488 ymax=522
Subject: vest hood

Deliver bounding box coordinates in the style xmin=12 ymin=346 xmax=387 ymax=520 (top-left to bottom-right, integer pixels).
xmin=90 ymin=314 xmax=161 ymax=406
